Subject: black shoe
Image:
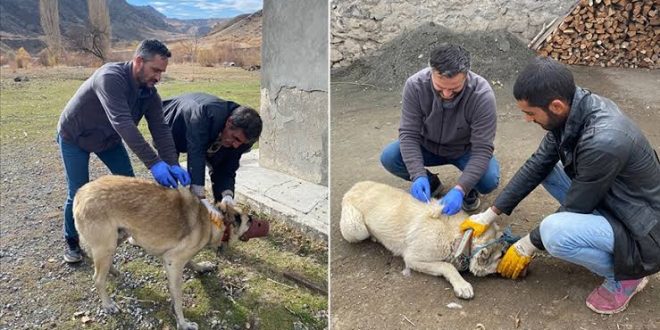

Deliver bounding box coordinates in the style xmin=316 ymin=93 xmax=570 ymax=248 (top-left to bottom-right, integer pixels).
xmin=427 ymin=171 xmax=444 ymax=198
xmin=462 ymin=189 xmax=481 ymax=212
xmin=64 ymin=246 xmax=83 ymax=263
xmin=64 ymin=238 xmax=83 ymax=263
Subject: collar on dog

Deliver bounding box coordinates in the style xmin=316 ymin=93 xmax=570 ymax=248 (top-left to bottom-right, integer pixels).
xmin=470 ymin=227 xmax=520 ymax=258
xmin=449 ymin=227 xmax=520 ymax=272
xmin=222 ymin=225 xmax=231 ymax=242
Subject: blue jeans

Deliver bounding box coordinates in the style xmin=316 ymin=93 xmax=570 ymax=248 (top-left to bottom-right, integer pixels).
xmin=57 ymin=135 xmax=134 ymax=243
xmin=379 ymin=140 xmax=500 ymax=194
xmin=539 ymin=162 xmax=616 ymax=281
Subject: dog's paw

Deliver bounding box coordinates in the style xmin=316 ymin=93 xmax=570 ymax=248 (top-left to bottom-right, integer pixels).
xmin=102 ymin=301 xmax=120 ymax=314
xmin=401 ymin=267 xmax=412 ymax=277
xmin=453 ymin=281 xmax=474 ymax=299
xmin=178 ymin=320 xmax=198 ymax=330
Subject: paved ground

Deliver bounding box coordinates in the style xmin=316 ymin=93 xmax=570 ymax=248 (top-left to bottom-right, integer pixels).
xmin=330 ymin=66 xmax=660 ymax=329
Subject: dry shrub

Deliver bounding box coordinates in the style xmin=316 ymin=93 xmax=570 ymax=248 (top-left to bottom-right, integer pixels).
xmin=214 ymin=42 xmax=239 ymax=63
xmin=60 ymin=50 xmax=103 ymax=67
xmin=107 ymin=49 xmax=133 ymax=62
xmin=234 ymin=47 xmax=260 ymax=68
xmin=210 ymin=42 xmax=261 ymax=68
xmin=0 ymin=51 xmax=15 ymax=66
xmin=38 ymin=48 xmax=59 ymax=67
xmin=197 ymin=48 xmax=216 ymax=67
xmin=16 ymin=47 xmax=32 ymax=69
xmin=168 ymin=43 xmax=191 ymax=63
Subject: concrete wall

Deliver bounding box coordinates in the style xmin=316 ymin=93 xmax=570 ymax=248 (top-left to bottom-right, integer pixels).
xmin=331 ymin=0 xmax=577 ymax=68
xmin=261 ymin=0 xmax=328 ymax=185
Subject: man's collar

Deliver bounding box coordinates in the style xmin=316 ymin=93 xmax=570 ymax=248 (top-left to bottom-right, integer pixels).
xmin=557 ymin=87 xmax=591 ymax=147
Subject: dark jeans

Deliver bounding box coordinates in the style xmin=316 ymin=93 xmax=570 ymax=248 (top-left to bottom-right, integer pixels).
xmin=57 ymin=134 xmax=134 ymax=244
xmin=379 ymin=140 xmax=500 ymax=194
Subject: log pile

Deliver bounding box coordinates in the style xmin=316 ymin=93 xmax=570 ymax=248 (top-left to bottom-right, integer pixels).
xmin=531 ymin=0 xmax=658 ymax=69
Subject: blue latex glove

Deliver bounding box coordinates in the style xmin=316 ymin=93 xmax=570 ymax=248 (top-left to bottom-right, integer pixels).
xmin=439 ymin=187 xmax=465 ymax=215
xmin=410 ymin=176 xmax=430 ymax=202
xmin=169 ymin=164 xmax=191 ymax=186
xmin=150 ymin=161 xmax=178 ymax=188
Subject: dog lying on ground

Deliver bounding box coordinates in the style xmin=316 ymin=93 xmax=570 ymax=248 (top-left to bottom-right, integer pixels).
xmin=73 ymin=175 xmax=269 ymax=330
xmin=340 ymin=181 xmax=511 ymax=299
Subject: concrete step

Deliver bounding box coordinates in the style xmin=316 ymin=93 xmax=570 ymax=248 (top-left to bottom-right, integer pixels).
xmin=194 ymin=150 xmax=328 ymax=240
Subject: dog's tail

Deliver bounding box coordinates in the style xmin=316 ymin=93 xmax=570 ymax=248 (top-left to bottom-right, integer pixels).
xmin=340 ymin=198 xmax=370 ymax=242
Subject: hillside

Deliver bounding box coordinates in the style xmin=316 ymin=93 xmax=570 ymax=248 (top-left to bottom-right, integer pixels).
xmin=202 ymin=10 xmax=262 ymax=48
xmin=0 ymin=0 xmax=225 ymax=53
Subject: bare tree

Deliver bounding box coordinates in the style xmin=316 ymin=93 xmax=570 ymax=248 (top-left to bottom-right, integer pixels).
xmin=68 ymin=24 xmax=110 ymax=62
xmin=181 ymin=32 xmax=201 ymax=65
xmin=39 ymin=0 xmax=62 ymax=64
xmin=86 ymin=0 xmax=111 ymax=62
xmin=180 ymin=31 xmax=201 ymax=81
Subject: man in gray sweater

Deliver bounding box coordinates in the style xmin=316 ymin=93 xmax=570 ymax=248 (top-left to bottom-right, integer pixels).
xmin=57 ymin=39 xmax=190 ymax=263
xmin=380 ymin=43 xmax=500 ymax=215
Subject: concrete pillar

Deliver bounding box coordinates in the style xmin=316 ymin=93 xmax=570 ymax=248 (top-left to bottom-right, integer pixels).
xmin=260 ymin=0 xmax=328 ymax=186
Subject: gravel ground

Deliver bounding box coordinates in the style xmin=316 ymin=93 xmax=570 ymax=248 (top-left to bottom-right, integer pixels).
xmin=0 ymin=66 xmax=327 ymax=330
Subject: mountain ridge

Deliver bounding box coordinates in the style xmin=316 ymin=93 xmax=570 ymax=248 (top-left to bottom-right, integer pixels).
xmin=0 ymin=0 xmax=258 ymax=54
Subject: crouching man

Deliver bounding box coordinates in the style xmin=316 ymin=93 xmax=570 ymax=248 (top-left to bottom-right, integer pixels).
xmin=461 ymin=57 xmax=660 ymax=314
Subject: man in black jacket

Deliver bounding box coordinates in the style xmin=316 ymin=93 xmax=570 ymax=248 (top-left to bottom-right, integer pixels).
xmin=163 ymin=93 xmax=262 ymax=210
xmin=460 ymin=57 xmax=659 ymax=314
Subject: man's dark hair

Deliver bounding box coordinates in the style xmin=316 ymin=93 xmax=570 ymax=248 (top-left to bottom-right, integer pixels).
xmin=513 ymin=56 xmax=576 ymax=110
xmin=134 ymin=39 xmax=171 ymax=61
xmin=230 ymin=106 xmax=262 ymax=143
xmin=429 ymin=43 xmax=471 ymax=78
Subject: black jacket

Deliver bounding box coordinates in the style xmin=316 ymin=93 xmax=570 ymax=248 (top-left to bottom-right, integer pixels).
xmin=163 ymin=93 xmax=252 ymax=199
xmin=494 ymin=87 xmax=660 ymax=280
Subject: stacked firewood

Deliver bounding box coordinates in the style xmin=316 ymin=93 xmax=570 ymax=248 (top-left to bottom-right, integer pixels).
xmin=531 ymin=0 xmax=658 ymax=69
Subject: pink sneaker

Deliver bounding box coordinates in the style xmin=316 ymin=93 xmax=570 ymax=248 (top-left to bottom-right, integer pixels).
xmin=585 ymin=277 xmax=649 ymax=314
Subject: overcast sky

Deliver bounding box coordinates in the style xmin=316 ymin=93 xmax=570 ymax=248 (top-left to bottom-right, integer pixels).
xmin=125 ymin=0 xmax=262 ymax=19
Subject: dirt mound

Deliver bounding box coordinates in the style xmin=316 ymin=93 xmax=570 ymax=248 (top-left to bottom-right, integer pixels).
xmin=333 ymin=22 xmax=537 ymax=89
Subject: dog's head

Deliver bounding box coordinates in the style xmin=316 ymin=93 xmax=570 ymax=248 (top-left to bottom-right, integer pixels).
xmin=468 ymin=222 xmax=512 ymax=277
xmin=207 ymin=201 xmax=270 ymax=250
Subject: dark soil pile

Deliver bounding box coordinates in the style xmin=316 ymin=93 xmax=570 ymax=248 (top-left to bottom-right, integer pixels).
xmin=333 ymin=22 xmax=537 ymax=90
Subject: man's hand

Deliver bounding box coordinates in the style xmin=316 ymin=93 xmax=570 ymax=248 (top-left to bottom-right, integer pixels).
xmin=221 ymin=195 xmax=235 ymax=206
xmin=459 ymin=207 xmax=498 ymax=237
xmin=169 ymin=165 xmax=191 ymax=186
xmin=410 ymin=176 xmax=430 ymax=202
xmin=200 ymin=199 xmax=222 ymax=219
xmin=498 ymin=234 xmax=537 ymax=279
xmin=150 ymin=161 xmax=177 ymax=188
xmin=439 ymin=186 xmax=464 ymax=215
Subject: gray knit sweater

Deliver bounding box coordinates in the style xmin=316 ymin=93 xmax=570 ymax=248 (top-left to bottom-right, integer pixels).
xmin=57 ymin=61 xmax=177 ymax=168
xmin=399 ymin=68 xmax=497 ymax=192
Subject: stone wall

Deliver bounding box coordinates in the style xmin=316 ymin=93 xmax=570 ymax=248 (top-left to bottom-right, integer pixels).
xmin=260 ymin=0 xmax=328 ymax=186
xmin=331 ymin=0 xmax=578 ymax=68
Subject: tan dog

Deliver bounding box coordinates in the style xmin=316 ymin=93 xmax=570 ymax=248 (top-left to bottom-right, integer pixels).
xmin=340 ymin=181 xmax=509 ymax=299
xmin=73 ymin=175 xmax=267 ymax=330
